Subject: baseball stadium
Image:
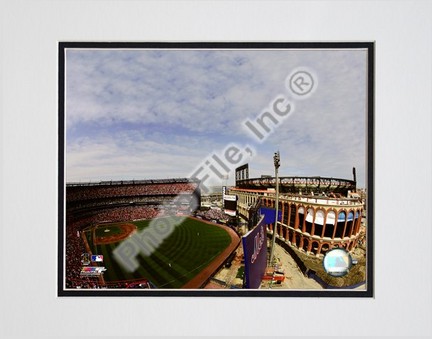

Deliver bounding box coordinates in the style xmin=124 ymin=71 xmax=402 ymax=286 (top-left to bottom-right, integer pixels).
xmin=63 ymin=162 xmax=367 ymax=291
xmin=64 ymin=178 xmax=240 ymax=290
xmin=230 ymin=164 xmax=367 ymax=289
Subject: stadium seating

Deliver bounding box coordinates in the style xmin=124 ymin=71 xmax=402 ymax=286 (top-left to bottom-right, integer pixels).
xmin=65 ymin=179 xmax=200 ymax=289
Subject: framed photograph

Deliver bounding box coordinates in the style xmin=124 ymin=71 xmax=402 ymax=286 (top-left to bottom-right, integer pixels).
xmin=58 ymin=42 xmax=374 ymax=297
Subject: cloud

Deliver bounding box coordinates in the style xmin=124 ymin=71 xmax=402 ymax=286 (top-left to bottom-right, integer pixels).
xmin=66 ymin=50 xmax=284 ymax=134
xmin=65 ymin=48 xmax=368 ymax=187
xmin=67 ymin=133 xmax=208 ymax=182
xmin=246 ymin=50 xmax=367 ymax=186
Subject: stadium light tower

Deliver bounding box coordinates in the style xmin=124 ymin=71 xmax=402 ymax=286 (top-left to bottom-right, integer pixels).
xmin=269 ymin=151 xmax=280 ymax=265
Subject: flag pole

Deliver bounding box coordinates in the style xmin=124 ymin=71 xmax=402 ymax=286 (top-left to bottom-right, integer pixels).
xmin=269 ymin=151 xmax=280 ymax=266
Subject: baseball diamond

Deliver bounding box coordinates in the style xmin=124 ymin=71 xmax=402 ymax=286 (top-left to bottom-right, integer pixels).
xmin=65 ymin=179 xmax=240 ymax=289
xmin=84 ymin=217 xmax=236 ymax=288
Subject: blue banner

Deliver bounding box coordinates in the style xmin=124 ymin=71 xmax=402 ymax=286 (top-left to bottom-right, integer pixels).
xmin=242 ymin=217 xmax=267 ymax=289
xmin=259 ymin=207 xmax=282 ymax=225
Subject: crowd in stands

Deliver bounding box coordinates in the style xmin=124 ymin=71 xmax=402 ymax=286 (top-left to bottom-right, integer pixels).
xmin=68 ymin=196 xmax=176 ymax=211
xmin=65 ymin=217 xmax=97 ymax=289
xmin=67 ymin=182 xmax=198 ymax=202
xmin=88 ymin=205 xmax=160 ymax=223
xmin=65 ymin=205 xmax=161 ymax=289
xmin=64 ymin=181 xmax=201 ymax=289
xmin=65 ymin=200 xmax=200 ymax=289
xmin=195 ymin=207 xmax=229 ymax=222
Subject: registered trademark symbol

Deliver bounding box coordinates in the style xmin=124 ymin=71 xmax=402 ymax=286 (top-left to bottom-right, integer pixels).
xmin=288 ymin=70 xmax=315 ymax=96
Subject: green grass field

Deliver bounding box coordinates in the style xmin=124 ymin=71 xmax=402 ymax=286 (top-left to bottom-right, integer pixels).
xmin=84 ymin=217 xmax=232 ymax=288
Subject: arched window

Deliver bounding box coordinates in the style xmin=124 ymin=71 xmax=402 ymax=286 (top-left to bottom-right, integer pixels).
xmin=311 ymin=241 xmax=320 ymax=255
xmin=298 ymin=206 xmax=305 ymax=231
xmin=321 ymin=243 xmax=330 ymax=255
xmin=306 ymin=208 xmax=314 ymax=223
xmin=338 ymin=211 xmax=346 ymax=222
xmin=289 ymin=204 xmax=296 ymax=227
xmin=305 ymin=208 xmax=314 ymax=234
xmin=324 ymin=211 xmax=336 ymax=238
xmin=302 ymin=237 xmax=310 ymax=252
xmin=315 ymin=210 xmax=325 ymax=224
xmin=334 ymin=211 xmax=347 ymax=238
xmin=314 ymin=210 xmax=325 ymax=237
xmin=295 ymin=234 xmax=301 ymax=247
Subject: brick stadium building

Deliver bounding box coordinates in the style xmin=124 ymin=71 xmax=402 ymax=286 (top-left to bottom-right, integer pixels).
xmin=231 ymin=171 xmax=365 ymax=258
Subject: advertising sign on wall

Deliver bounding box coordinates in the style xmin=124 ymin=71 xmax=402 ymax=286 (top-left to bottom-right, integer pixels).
xmin=242 ymin=216 xmax=267 ymax=288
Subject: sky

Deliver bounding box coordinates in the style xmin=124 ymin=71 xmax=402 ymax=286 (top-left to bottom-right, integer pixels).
xmin=65 ymin=47 xmax=368 ymax=188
